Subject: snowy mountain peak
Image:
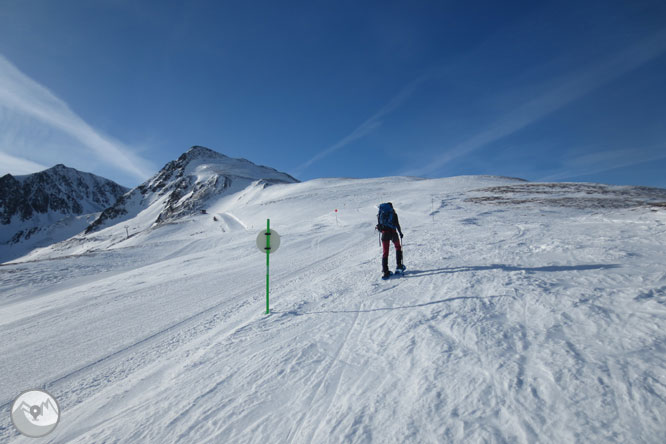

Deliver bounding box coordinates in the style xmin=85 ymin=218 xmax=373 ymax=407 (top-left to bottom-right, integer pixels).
xmin=1 ymin=165 xmax=128 ymax=227
xmin=48 ymin=163 xmax=69 ymax=171
xmin=180 ymin=145 xmax=229 ymax=162
xmin=86 ymin=146 xmax=298 ymax=233
xmin=147 ymin=146 xmax=297 ymax=188
xmin=0 ymin=165 xmax=128 ymax=262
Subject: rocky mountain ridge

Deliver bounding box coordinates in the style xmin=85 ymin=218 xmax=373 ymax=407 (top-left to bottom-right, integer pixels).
xmin=0 ymin=164 xmax=128 ymax=244
xmin=85 ymin=146 xmax=298 ymax=233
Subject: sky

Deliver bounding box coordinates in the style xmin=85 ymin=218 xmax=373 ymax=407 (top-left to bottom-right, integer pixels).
xmin=0 ymin=0 xmax=665 ymax=188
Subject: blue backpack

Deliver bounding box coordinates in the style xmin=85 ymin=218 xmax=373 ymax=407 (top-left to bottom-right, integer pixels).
xmin=377 ymin=203 xmax=397 ymax=230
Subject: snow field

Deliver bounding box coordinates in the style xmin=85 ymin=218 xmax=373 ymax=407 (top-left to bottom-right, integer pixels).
xmin=1 ymin=176 xmax=665 ymax=443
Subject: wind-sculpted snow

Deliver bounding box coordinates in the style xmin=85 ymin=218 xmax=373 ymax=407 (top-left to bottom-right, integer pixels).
xmin=1 ymin=175 xmax=665 ymax=443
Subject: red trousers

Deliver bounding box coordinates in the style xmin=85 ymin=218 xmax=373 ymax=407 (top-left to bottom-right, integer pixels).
xmin=381 ymin=229 xmax=401 ymax=258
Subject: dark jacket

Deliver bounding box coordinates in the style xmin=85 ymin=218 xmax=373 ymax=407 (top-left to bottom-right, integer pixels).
xmin=377 ymin=211 xmax=403 ymax=237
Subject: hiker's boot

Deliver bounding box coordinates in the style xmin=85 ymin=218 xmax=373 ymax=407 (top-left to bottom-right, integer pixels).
xmin=396 ymin=250 xmax=405 ymax=271
xmin=382 ymin=256 xmax=391 ymax=279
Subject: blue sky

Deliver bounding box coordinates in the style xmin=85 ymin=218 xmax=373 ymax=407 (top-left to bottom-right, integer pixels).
xmin=1 ymin=0 xmax=665 ymax=188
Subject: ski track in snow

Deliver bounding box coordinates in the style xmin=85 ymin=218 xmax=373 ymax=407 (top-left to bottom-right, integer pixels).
xmin=1 ymin=176 xmax=665 ymax=443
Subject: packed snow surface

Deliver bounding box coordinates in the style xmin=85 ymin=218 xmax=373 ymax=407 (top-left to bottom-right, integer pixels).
xmin=1 ymin=175 xmax=665 ymax=443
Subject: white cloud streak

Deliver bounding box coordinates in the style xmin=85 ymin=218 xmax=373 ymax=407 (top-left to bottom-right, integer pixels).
xmin=0 ymin=55 xmax=154 ymax=181
xmin=0 ymin=151 xmax=48 ymax=175
xmin=293 ymin=74 xmax=429 ymax=176
xmin=403 ymin=28 xmax=666 ymax=178
xmin=537 ymin=147 xmax=666 ymax=182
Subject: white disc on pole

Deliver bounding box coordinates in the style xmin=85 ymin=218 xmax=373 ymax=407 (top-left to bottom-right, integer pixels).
xmin=256 ymin=229 xmax=280 ymax=254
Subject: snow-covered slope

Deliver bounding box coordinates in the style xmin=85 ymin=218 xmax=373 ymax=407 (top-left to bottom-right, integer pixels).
xmin=0 ymin=165 xmax=128 ymax=263
xmin=1 ymin=175 xmax=665 ymax=443
xmin=84 ymin=145 xmax=297 ymax=235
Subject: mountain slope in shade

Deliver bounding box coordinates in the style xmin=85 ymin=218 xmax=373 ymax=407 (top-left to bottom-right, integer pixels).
xmin=0 ymin=165 xmax=128 ymax=263
xmin=85 ymin=146 xmax=298 ymax=233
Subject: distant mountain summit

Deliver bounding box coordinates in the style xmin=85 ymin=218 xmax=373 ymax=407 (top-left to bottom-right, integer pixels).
xmin=1 ymin=164 xmax=127 ymax=225
xmin=0 ymin=164 xmax=128 ymax=262
xmin=86 ymin=146 xmax=298 ymax=233
xmin=149 ymin=146 xmax=297 ymax=194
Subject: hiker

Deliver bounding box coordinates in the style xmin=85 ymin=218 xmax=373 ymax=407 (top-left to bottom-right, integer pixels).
xmin=376 ymin=202 xmax=405 ymax=279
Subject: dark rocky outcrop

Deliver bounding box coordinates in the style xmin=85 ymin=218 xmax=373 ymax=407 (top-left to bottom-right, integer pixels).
xmin=0 ymin=164 xmax=128 ymax=243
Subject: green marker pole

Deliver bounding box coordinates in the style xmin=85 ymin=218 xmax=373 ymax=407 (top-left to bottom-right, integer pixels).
xmin=266 ymin=218 xmax=270 ymax=314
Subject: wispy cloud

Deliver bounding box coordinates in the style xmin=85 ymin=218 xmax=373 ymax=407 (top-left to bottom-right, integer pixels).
xmin=0 ymin=151 xmax=48 ymax=175
xmin=0 ymin=55 xmax=154 ymax=181
xmin=402 ymin=28 xmax=666 ymax=178
xmin=293 ymin=74 xmax=429 ymax=176
xmin=538 ymin=147 xmax=666 ymax=182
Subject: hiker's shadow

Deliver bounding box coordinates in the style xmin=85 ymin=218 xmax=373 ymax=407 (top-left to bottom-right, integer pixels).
xmin=404 ymin=263 xmax=620 ymax=278
xmin=276 ymin=263 xmax=621 ymax=317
